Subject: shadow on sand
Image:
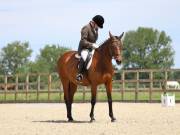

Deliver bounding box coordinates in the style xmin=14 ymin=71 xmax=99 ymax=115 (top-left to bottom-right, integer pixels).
xmin=32 ymin=120 xmax=91 ymax=124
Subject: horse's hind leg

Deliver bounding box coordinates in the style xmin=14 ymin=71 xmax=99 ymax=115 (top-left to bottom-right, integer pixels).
xmin=90 ymin=85 xmax=97 ymax=122
xmin=61 ymin=78 xmax=75 ymax=122
xmin=68 ymin=82 xmax=77 ymax=120
xmin=69 ymin=82 xmax=77 ymax=102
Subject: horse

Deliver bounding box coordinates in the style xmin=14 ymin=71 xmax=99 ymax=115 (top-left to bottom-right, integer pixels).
xmin=166 ymin=81 xmax=180 ymax=89
xmin=0 ymin=84 xmax=16 ymax=90
xmin=57 ymin=32 xmax=124 ymax=122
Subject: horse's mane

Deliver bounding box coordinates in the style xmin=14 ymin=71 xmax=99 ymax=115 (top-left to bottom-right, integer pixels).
xmin=98 ymin=35 xmax=120 ymax=50
xmin=98 ymin=38 xmax=111 ymax=50
xmin=99 ymin=38 xmax=110 ymax=46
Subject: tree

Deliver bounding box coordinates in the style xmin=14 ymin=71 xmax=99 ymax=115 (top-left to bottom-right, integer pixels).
xmin=0 ymin=51 xmax=3 ymax=74
xmin=1 ymin=41 xmax=32 ymax=74
xmin=122 ymin=27 xmax=175 ymax=69
xmin=30 ymin=45 xmax=70 ymax=73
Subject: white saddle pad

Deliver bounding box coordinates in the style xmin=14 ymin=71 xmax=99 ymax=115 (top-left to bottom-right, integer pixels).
xmin=86 ymin=49 xmax=95 ymax=70
xmin=75 ymin=50 xmax=95 ymax=70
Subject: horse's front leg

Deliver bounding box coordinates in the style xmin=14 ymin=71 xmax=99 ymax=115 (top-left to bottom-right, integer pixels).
xmin=65 ymin=101 xmax=73 ymax=121
xmin=105 ymin=81 xmax=116 ymax=122
xmin=90 ymin=85 xmax=97 ymax=122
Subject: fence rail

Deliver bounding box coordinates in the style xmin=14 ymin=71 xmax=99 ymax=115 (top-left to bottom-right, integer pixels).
xmin=0 ymin=69 xmax=180 ymax=103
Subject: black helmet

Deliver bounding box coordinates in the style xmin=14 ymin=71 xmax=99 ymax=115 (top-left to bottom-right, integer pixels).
xmin=92 ymin=15 xmax=104 ymax=28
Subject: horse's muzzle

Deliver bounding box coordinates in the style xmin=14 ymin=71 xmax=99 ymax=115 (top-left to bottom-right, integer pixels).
xmin=114 ymin=56 xmax=122 ymax=65
xmin=116 ymin=59 xmax=121 ymax=65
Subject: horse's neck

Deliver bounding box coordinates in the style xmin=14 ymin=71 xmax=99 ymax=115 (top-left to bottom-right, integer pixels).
xmin=95 ymin=40 xmax=113 ymax=72
xmin=98 ymin=39 xmax=112 ymax=61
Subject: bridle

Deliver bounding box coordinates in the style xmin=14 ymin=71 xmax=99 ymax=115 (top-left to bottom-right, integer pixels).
xmin=109 ymin=38 xmax=122 ymax=61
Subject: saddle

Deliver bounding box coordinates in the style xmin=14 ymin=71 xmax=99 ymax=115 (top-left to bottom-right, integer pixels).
xmin=75 ymin=50 xmax=94 ymax=71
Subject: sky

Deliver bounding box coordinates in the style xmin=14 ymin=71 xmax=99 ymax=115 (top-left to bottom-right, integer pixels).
xmin=0 ymin=0 xmax=180 ymax=67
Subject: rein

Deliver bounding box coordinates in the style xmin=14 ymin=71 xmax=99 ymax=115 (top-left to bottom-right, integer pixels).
xmin=97 ymin=37 xmax=121 ymax=61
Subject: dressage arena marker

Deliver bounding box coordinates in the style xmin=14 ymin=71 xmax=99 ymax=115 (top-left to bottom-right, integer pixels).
xmin=161 ymin=93 xmax=175 ymax=107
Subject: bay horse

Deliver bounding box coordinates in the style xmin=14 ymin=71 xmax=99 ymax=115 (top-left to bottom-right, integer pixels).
xmin=57 ymin=32 xmax=124 ymax=122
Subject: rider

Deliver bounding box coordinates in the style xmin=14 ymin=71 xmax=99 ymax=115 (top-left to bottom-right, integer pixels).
xmin=76 ymin=15 xmax=104 ymax=81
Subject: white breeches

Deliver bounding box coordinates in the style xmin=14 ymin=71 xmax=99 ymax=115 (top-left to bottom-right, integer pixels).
xmin=81 ymin=49 xmax=95 ymax=69
xmin=81 ymin=49 xmax=95 ymax=61
xmin=81 ymin=49 xmax=89 ymax=61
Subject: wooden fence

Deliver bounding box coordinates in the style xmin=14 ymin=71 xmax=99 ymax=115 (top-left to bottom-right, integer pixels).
xmin=0 ymin=69 xmax=180 ymax=103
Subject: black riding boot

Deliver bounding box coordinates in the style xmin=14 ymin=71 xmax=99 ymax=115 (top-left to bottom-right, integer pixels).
xmin=76 ymin=58 xmax=84 ymax=81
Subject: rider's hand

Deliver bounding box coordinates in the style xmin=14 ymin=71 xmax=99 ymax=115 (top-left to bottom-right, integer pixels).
xmin=92 ymin=43 xmax=99 ymax=49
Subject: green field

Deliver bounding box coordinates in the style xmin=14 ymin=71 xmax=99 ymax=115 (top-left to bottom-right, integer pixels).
xmin=0 ymin=90 xmax=180 ymax=103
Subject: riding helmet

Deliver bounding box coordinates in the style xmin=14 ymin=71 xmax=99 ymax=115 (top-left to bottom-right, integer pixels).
xmin=92 ymin=15 xmax=104 ymax=28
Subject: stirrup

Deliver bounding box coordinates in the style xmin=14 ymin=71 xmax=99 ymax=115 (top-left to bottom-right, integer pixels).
xmin=76 ymin=74 xmax=83 ymax=81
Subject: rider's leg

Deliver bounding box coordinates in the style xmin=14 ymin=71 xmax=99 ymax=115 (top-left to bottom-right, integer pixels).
xmin=76 ymin=49 xmax=88 ymax=81
xmin=86 ymin=49 xmax=95 ymax=70
xmin=81 ymin=49 xmax=89 ymax=61
xmin=76 ymin=58 xmax=84 ymax=81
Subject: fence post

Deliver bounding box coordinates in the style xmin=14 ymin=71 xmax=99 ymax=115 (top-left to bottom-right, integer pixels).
xmin=26 ymin=74 xmax=29 ymax=102
xmin=15 ymin=74 xmax=18 ymax=102
xmin=83 ymin=86 xmax=86 ymax=102
xmin=48 ymin=74 xmax=51 ymax=102
xmin=164 ymin=70 xmax=167 ymax=93
xmin=4 ymin=75 xmax=7 ymax=101
xmin=149 ymin=71 xmax=153 ymax=103
xmin=37 ymin=74 xmax=40 ymax=102
xmin=59 ymin=81 xmax=62 ymax=102
xmin=121 ymin=71 xmax=125 ymax=101
xmin=135 ymin=71 xmax=139 ymax=102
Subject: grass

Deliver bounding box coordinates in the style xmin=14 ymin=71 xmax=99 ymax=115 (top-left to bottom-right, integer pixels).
xmin=112 ymin=92 xmax=122 ymax=100
xmin=0 ymin=90 xmax=180 ymax=103
xmin=124 ymin=92 xmax=135 ymax=100
xmin=138 ymin=92 xmax=150 ymax=101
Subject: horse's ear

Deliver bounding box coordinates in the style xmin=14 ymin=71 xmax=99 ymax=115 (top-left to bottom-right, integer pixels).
xmin=109 ymin=31 xmax=113 ymax=38
xmin=119 ymin=32 xmax=124 ymax=39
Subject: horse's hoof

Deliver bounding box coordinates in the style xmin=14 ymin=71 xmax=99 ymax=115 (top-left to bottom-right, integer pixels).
xmin=111 ymin=118 xmax=116 ymax=122
xmin=68 ymin=118 xmax=74 ymax=122
xmin=90 ymin=118 xmax=95 ymax=122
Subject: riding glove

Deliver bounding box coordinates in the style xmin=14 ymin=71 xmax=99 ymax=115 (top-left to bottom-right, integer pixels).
xmin=92 ymin=43 xmax=99 ymax=49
